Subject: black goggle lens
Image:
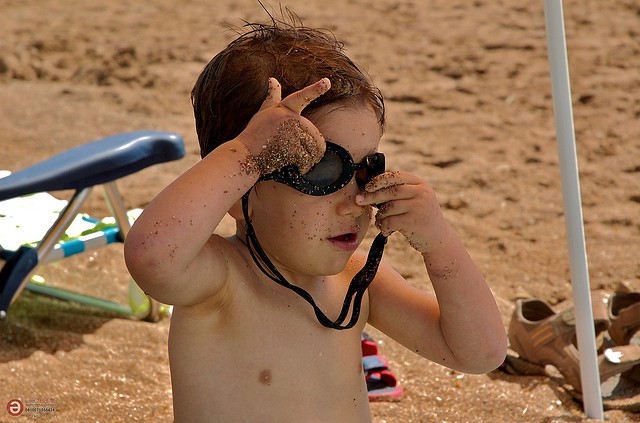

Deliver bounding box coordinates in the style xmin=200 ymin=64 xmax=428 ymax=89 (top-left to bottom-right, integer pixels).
xmin=304 ymin=149 xmax=344 ymax=187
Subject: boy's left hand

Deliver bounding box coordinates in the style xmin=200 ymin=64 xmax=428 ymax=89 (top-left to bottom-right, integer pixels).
xmin=355 ymin=171 xmax=447 ymax=255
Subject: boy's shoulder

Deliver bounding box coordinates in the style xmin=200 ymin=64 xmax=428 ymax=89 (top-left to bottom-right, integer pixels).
xmin=174 ymin=233 xmax=251 ymax=311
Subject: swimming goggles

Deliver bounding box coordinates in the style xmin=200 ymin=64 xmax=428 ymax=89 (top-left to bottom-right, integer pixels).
xmin=259 ymin=141 xmax=385 ymax=196
xmin=242 ymin=141 xmax=387 ymax=330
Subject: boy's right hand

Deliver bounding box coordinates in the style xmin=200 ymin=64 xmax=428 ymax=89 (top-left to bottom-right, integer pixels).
xmin=237 ymin=77 xmax=330 ymax=175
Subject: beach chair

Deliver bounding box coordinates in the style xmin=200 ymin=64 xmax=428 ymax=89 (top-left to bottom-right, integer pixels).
xmin=0 ymin=131 xmax=185 ymax=321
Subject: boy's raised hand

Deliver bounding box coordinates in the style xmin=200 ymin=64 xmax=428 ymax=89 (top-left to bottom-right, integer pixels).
xmin=237 ymin=77 xmax=330 ymax=175
xmin=356 ymin=171 xmax=449 ymax=255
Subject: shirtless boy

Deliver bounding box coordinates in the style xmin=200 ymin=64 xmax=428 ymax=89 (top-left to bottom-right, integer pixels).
xmin=124 ymin=16 xmax=506 ymax=423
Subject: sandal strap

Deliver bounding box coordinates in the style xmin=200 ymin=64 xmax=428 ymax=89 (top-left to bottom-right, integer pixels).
xmin=526 ymin=310 xmax=575 ymax=349
xmin=609 ymin=298 xmax=640 ymax=345
xmin=616 ymin=302 xmax=640 ymax=329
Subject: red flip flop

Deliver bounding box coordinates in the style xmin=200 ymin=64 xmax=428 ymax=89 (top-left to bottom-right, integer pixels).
xmin=366 ymin=369 xmax=404 ymax=401
xmin=362 ymin=332 xmax=404 ymax=401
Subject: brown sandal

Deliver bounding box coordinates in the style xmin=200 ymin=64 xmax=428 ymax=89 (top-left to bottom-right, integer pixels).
xmin=506 ymin=296 xmax=640 ymax=392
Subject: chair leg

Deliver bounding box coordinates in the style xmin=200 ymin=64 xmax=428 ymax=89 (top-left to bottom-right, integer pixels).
xmin=103 ymin=182 xmax=161 ymax=322
xmin=103 ymin=181 xmax=131 ymax=239
xmin=37 ymin=187 xmax=93 ymax=263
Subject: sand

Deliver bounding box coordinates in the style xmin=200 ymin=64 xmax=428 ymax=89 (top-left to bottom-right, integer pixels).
xmin=1 ymin=0 xmax=639 ymax=421
xmin=244 ymin=119 xmax=324 ymax=176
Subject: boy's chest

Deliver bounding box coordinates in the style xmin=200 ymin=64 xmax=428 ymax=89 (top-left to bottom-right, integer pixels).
xmin=169 ymin=296 xmax=370 ymax=421
xmin=171 ymin=271 xmax=368 ymax=375
xmin=225 ymin=285 xmax=366 ymax=373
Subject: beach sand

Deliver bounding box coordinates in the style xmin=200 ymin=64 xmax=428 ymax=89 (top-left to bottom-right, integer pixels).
xmin=1 ymin=0 xmax=638 ymax=421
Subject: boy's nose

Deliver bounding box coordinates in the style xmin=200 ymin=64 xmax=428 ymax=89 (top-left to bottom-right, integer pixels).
xmin=335 ymin=180 xmax=366 ymax=217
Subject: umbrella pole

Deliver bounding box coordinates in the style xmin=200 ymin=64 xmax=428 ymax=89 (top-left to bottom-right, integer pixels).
xmin=542 ymin=0 xmax=604 ymax=419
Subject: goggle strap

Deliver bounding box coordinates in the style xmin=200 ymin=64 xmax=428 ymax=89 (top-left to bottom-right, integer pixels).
xmin=330 ymin=232 xmax=387 ymax=327
xmin=243 ymin=192 xmax=340 ymax=328
xmin=241 ymin=192 xmax=386 ymax=330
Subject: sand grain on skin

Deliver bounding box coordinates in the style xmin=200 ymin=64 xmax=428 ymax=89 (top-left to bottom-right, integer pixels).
xmin=242 ymin=119 xmax=324 ymax=175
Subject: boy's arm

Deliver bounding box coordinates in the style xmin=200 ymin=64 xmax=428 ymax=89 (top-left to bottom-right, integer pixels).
xmin=124 ymin=78 xmax=330 ymax=307
xmin=358 ymin=171 xmax=507 ymax=373
xmin=124 ymin=139 xmax=255 ymax=306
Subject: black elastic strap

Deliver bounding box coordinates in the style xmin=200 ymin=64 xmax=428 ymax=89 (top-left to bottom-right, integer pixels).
xmin=242 ymin=192 xmax=386 ymax=330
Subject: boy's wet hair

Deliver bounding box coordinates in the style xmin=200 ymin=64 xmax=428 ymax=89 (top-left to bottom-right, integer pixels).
xmin=191 ymin=11 xmax=385 ymax=158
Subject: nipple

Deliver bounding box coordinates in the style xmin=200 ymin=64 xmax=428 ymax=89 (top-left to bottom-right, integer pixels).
xmin=258 ymin=369 xmax=272 ymax=386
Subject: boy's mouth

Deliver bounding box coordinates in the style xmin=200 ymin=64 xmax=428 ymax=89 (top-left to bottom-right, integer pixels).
xmin=327 ymin=229 xmax=360 ymax=251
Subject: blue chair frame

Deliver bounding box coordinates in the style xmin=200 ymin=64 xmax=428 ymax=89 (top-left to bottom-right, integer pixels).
xmin=0 ymin=131 xmax=185 ymax=320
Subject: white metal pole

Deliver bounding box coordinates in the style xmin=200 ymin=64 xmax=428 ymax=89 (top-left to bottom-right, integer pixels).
xmin=542 ymin=0 xmax=604 ymax=419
